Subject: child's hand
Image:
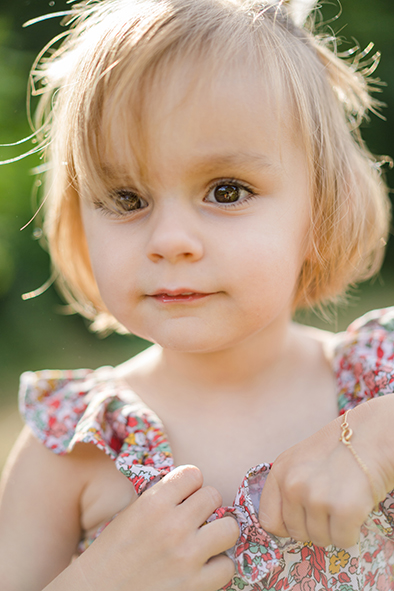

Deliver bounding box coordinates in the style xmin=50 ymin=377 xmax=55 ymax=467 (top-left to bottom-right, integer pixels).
xmin=258 ymin=397 xmax=394 ymax=549
xmin=66 ymin=465 xmax=239 ymax=591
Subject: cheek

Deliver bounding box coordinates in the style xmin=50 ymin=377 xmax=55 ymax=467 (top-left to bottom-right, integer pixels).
xmin=81 ymin=214 xmax=136 ymax=303
xmin=95 ymin=247 xmax=133 ymax=297
xmin=220 ymin=212 xmax=310 ymax=311
xmin=226 ymin=218 xmax=307 ymax=276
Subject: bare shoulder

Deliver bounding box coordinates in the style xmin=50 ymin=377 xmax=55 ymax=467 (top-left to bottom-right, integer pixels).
xmin=292 ymin=321 xmax=337 ymax=360
xmin=0 ymin=427 xmax=89 ymax=591
xmin=0 ymin=425 xmax=94 ymax=498
xmin=115 ymin=344 xmax=162 ymax=385
xmin=293 ymin=321 xmax=335 ymax=342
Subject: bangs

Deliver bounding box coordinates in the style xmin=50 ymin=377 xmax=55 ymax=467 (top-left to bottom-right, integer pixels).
xmin=64 ymin=0 xmax=302 ymax=209
xmin=35 ymin=0 xmax=389 ymax=331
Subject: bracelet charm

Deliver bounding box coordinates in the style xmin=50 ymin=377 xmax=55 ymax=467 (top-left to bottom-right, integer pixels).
xmin=340 ymin=410 xmax=379 ymax=509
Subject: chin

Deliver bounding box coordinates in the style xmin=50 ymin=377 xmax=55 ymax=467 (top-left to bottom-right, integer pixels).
xmin=131 ymin=326 xmax=227 ymax=353
xmin=121 ymin=316 xmax=249 ymax=354
xmin=149 ymin=329 xmax=251 ymax=354
xmin=153 ymin=335 xmax=222 ymax=353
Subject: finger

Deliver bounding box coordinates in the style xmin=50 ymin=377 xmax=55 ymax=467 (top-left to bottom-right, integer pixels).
xmin=329 ymin=510 xmax=362 ymax=548
xmin=259 ymin=472 xmax=289 ymax=537
xmin=197 ymin=517 xmax=240 ymax=562
xmin=282 ymin=499 xmax=309 ymax=542
xmin=180 ymin=485 xmax=223 ymax=527
xmin=200 ymin=553 xmax=236 ymax=591
xmin=148 ymin=465 xmax=203 ymax=506
xmin=305 ymin=505 xmax=331 ymax=547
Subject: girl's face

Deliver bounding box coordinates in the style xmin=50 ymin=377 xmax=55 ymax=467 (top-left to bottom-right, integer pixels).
xmin=80 ymin=61 xmax=311 ymax=353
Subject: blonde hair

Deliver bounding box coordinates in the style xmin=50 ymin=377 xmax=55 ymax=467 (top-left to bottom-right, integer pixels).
xmin=29 ymin=0 xmax=391 ymax=332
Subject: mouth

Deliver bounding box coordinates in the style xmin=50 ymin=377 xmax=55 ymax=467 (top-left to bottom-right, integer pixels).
xmin=148 ymin=289 xmax=215 ymax=304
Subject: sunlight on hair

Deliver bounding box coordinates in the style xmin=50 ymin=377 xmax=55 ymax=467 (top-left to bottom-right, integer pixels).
xmin=288 ymin=0 xmax=318 ymax=26
xmin=10 ymin=0 xmax=391 ymax=332
xmin=21 ymin=273 xmax=56 ymax=301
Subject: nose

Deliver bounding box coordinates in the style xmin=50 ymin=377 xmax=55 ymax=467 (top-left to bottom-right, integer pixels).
xmin=146 ymin=202 xmax=204 ymax=264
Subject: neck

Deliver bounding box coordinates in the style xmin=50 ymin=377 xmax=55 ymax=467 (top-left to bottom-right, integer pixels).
xmin=155 ymin=312 xmax=295 ymax=396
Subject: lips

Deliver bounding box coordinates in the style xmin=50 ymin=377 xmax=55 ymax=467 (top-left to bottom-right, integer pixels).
xmin=148 ymin=289 xmax=214 ymax=303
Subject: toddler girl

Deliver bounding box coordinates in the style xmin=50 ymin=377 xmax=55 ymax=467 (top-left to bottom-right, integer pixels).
xmin=1 ymin=0 xmax=394 ymax=590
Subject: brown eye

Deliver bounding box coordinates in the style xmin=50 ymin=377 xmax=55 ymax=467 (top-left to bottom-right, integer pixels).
xmin=213 ymin=184 xmax=240 ymax=203
xmin=112 ymin=189 xmax=145 ymax=212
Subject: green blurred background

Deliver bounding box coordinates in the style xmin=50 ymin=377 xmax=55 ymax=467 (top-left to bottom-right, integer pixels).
xmin=0 ymin=0 xmax=393 ymax=471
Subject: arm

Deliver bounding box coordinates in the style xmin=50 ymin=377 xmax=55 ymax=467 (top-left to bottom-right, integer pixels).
xmin=43 ymin=467 xmax=239 ymax=591
xmin=0 ymin=429 xmax=239 ymax=591
xmin=0 ymin=427 xmax=85 ymax=591
xmin=259 ymin=394 xmax=394 ymax=548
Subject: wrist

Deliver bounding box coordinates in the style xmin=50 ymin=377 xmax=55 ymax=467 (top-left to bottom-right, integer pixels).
xmin=42 ymin=557 xmax=95 ymax=591
xmin=339 ymin=409 xmax=379 ymax=507
xmin=342 ymin=396 xmax=394 ymax=502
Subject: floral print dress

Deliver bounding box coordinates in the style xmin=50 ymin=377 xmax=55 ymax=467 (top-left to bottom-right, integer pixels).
xmin=19 ymin=308 xmax=394 ymax=590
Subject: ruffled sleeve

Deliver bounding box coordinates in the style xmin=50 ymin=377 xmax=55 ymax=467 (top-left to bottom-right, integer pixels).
xmin=333 ymin=308 xmax=394 ymax=537
xmin=19 ymin=368 xmax=96 ymax=453
xmin=333 ymin=307 xmax=394 ymax=412
xmin=19 ymin=367 xmax=174 ymax=494
xmin=19 ymin=368 xmax=286 ymax=584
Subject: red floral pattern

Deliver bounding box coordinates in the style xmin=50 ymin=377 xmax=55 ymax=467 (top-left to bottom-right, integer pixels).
xmin=19 ymin=308 xmax=394 ymax=590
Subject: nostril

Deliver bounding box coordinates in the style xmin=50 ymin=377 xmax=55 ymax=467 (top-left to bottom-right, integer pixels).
xmin=146 ymin=231 xmax=203 ymax=263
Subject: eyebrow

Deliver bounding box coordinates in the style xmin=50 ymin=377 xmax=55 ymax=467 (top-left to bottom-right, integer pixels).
xmin=190 ymin=152 xmax=283 ymax=175
xmin=101 ymin=151 xmax=282 ymax=182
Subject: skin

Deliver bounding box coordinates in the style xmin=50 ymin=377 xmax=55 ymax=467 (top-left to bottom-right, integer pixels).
xmin=258 ymin=396 xmax=394 ymax=548
xmin=81 ymin=59 xmax=394 ymax=543
xmin=1 ymin=59 xmax=394 ymax=591
xmin=0 ymin=434 xmax=238 ymax=591
xmin=83 ymin=63 xmax=311 ymax=355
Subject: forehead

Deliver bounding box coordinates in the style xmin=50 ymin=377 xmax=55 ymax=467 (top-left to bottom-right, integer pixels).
xmin=100 ymin=55 xmax=301 ymax=183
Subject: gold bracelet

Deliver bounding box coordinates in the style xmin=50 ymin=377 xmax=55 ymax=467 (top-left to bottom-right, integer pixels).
xmin=340 ymin=410 xmax=379 ymax=509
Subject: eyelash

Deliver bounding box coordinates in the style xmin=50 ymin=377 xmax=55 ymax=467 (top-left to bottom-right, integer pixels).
xmin=93 ymin=190 xmax=147 ymax=218
xmin=94 ymin=179 xmax=257 ymax=217
xmin=204 ymin=178 xmax=256 ymax=208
